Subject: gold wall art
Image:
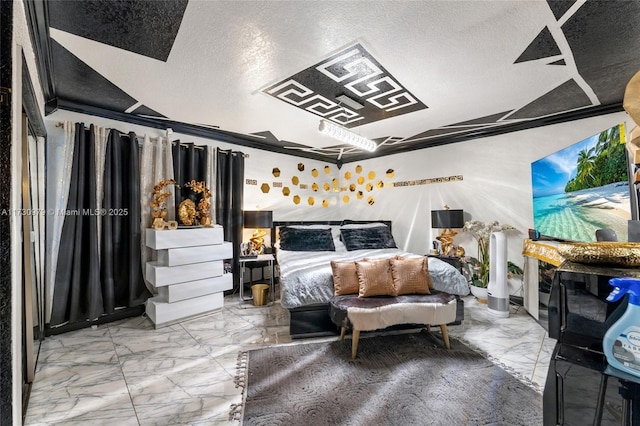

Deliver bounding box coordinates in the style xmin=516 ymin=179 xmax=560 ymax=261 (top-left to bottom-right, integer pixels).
xmin=178 ymin=199 xmax=197 ymax=226
xmin=251 ymin=162 xmax=409 ymax=208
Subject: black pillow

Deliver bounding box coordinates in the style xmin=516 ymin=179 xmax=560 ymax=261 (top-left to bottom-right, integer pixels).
xmin=340 ymin=226 xmax=397 ymax=251
xmin=279 ymin=227 xmax=336 ymax=251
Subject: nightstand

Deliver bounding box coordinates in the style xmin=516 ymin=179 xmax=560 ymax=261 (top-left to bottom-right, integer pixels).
xmin=239 ymin=254 xmax=275 ymax=305
xmin=427 ymin=254 xmax=462 ymax=272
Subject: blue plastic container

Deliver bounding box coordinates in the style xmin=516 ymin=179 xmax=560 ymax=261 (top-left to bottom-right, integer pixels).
xmin=603 ymin=277 xmax=640 ymax=378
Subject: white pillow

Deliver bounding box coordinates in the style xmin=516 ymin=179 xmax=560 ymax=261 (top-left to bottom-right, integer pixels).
xmin=340 ymin=222 xmax=387 ymax=229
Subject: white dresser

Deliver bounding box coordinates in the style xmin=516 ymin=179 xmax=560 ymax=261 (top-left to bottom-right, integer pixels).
xmin=145 ymin=226 xmax=233 ymax=328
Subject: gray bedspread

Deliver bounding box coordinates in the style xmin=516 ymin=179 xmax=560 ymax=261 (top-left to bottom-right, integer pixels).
xmin=277 ymin=248 xmax=470 ymax=309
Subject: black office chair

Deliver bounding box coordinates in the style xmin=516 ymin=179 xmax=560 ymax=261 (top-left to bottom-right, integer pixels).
xmin=596 ymin=229 xmax=618 ymax=242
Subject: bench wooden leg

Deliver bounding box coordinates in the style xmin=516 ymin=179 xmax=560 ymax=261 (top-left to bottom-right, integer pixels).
xmin=425 ymin=324 xmax=431 ymax=333
xmin=440 ymin=324 xmax=450 ymax=349
xmin=340 ymin=327 xmax=346 ymax=341
xmin=351 ymin=329 xmax=360 ymax=359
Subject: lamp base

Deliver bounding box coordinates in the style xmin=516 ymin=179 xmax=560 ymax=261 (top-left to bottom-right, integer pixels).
xmin=436 ymin=228 xmax=458 ymax=256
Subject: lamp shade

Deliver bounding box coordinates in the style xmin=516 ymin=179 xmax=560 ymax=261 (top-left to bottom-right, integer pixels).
xmin=243 ymin=210 xmax=273 ymax=228
xmin=431 ymin=209 xmax=464 ymax=229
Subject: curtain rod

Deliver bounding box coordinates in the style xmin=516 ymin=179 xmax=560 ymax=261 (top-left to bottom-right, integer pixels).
xmin=54 ymin=122 xmax=210 ymax=151
xmin=55 ymin=122 xmax=251 ymax=157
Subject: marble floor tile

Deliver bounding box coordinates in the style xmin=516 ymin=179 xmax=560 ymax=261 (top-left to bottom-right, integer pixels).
xmin=26 ymin=292 xmax=551 ymax=424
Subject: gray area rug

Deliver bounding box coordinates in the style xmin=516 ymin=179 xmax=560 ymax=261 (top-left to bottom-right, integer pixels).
xmin=231 ymin=330 xmax=543 ymax=425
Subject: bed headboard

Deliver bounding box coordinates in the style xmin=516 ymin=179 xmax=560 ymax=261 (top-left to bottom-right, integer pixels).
xmin=271 ymin=220 xmax=392 ymax=242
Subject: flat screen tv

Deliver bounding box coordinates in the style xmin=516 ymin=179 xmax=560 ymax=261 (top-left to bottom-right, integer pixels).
xmin=531 ymin=123 xmax=630 ymax=242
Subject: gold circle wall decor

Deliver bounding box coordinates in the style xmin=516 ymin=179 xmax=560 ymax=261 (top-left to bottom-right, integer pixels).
xmin=282 ymin=187 xmax=290 ymax=196
xmin=386 ymin=169 xmax=395 ymax=178
xmin=323 ymin=183 xmax=330 ymax=191
xmin=322 ymin=200 xmax=329 ymax=208
xmin=293 ymin=195 xmax=301 ymax=204
xmin=355 ymin=165 xmax=362 ymax=174
xmin=272 ymin=168 xmax=281 ymax=177
xmin=366 ymin=183 xmax=373 ymax=192
xmin=368 ymin=171 xmax=376 ymax=180
xmin=324 ymin=165 xmax=331 ymax=174
xmin=308 ymin=196 xmax=315 ymax=206
xmin=367 ymin=196 xmax=375 ymax=205
xmin=349 ymin=184 xmax=356 ymax=192
xmin=376 ymin=180 xmax=384 ymax=189
xmin=311 ymin=168 xmax=319 ymax=177
xmin=332 ymin=178 xmax=339 ymax=187
xmin=292 ymin=176 xmax=299 ymax=185
xmin=357 ymin=176 xmax=365 ymax=185
xmin=311 ymin=183 xmax=319 ymax=192
xmin=357 ymin=191 xmax=364 ymax=199
xmin=297 ymin=163 xmax=305 ymax=172
xmin=344 ymin=171 xmax=352 ymax=180
xmin=343 ymin=195 xmax=350 ymax=203
xmin=260 ymin=183 xmax=270 ymax=193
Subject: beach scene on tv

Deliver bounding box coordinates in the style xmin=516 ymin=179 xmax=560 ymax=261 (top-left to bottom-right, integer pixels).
xmin=531 ymin=123 xmax=630 ymax=242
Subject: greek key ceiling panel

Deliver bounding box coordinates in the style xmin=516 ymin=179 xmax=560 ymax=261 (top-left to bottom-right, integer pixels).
xmin=263 ymin=43 xmax=427 ymax=128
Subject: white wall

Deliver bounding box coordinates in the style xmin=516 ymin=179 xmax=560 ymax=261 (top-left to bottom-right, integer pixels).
xmin=349 ymin=111 xmax=631 ymax=293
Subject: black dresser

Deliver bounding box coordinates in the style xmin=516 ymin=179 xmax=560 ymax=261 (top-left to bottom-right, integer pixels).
xmin=544 ymin=262 xmax=640 ymax=425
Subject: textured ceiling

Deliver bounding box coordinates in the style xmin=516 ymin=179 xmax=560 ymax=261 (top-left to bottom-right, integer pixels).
xmin=39 ymin=0 xmax=640 ymax=162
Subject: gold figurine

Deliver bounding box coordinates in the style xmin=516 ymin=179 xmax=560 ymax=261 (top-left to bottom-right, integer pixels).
xmin=184 ymin=180 xmax=213 ymax=227
xmin=150 ymin=179 xmax=178 ymax=230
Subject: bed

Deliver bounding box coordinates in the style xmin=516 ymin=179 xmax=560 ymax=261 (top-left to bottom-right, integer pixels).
xmin=273 ymin=220 xmax=470 ymax=338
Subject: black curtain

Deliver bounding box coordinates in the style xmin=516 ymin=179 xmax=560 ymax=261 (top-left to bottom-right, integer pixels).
xmin=50 ymin=124 xmax=102 ymax=325
xmin=216 ymin=148 xmax=244 ymax=292
xmin=172 ymin=142 xmax=207 ymax=221
xmin=101 ymin=130 xmax=150 ymax=313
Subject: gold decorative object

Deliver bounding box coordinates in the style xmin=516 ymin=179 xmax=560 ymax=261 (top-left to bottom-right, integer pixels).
xmin=357 ymin=191 xmax=364 ymax=199
xmin=367 ymin=196 xmax=375 ymax=205
xmin=323 ymin=183 xmax=330 ymax=191
xmin=376 ymin=180 xmax=384 ymax=189
xmin=178 ymin=199 xmax=197 ymax=225
xmin=386 ymin=169 xmax=395 ymax=178
xmin=261 ymin=183 xmax=270 ymax=193
xmin=282 ymin=187 xmax=290 ymax=196
xmin=297 ymin=162 xmax=305 ymax=172
xmin=349 ymin=184 xmax=356 ymax=192
xmin=332 ymin=178 xmax=339 ymax=187
xmin=344 ymin=171 xmax=352 ymax=180
xmin=557 ymin=242 xmax=640 ymax=267
xmin=324 ymin=165 xmax=331 ymax=174
xmin=308 ymin=196 xmax=315 ymax=206
xmin=343 ymin=195 xmax=350 ymax=203
xmin=293 ymin=195 xmax=301 ymax=204
xmin=355 ymin=165 xmax=362 ymax=174
xmin=292 ymin=176 xmax=299 ymax=185
xmin=322 ymin=200 xmax=329 ymax=208
xmin=150 ymin=179 xmax=178 ymax=230
xmin=366 ymin=183 xmax=373 ymax=192
xmin=311 ymin=183 xmax=319 ymax=192
xmin=272 ymin=168 xmax=281 ymax=177
xmin=357 ymin=176 xmax=365 ymax=185
xmin=184 ymin=180 xmax=213 ymax=227
xmin=368 ymin=171 xmax=376 ymax=180
xmin=311 ymin=168 xmax=319 ymax=177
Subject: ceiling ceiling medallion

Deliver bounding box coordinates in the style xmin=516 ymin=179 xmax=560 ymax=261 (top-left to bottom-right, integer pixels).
xmin=263 ymin=43 xmax=427 ymax=128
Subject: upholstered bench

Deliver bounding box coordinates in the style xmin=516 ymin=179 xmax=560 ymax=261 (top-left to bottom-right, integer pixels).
xmin=329 ymin=291 xmax=458 ymax=358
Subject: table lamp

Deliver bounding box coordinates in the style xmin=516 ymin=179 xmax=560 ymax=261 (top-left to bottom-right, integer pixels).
xmin=243 ymin=210 xmax=273 ymax=254
xmin=431 ymin=206 xmax=464 ymax=256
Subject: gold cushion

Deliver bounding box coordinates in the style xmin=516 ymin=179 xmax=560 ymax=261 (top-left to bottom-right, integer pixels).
xmin=331 ymin=261 xmax=360 ymax=295
xmin=356 ymin=258 xmax=395 ymax=297
xmin=390 ymin=256 xmax=432 ymax=295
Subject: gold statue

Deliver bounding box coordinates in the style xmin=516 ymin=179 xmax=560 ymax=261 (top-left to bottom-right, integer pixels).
xmin=184 ymin=180 xmax=213 ymax=227
xmin=150 ymin=179 xmax=178 ymax=230
xmin=178 ymin=199 xmax=197 ymax=226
